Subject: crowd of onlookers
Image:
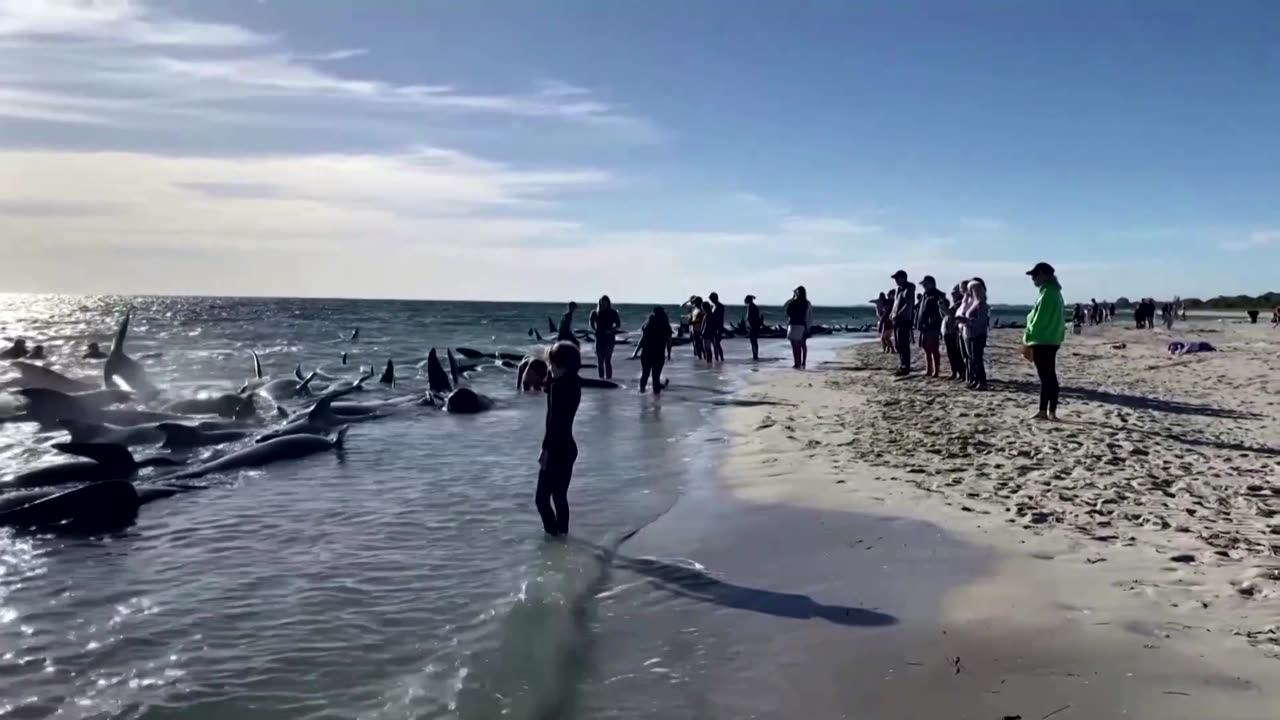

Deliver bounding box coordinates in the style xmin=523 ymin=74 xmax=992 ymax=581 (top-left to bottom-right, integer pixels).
xmin=873 ymin=270 xmax=991 ymax=388
xmin=872 ymin=263 xmax=1067 ymax=420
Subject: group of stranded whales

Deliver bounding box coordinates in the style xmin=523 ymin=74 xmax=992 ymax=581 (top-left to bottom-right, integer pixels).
xmin=0 ymin=311 xmax=628 ymax=533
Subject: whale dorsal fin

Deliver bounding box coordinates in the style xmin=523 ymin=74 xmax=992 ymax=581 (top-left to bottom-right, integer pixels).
xmin=251 ymin=350 xmax=263 ymax=379
xmin=52 ymin=442 xmax=136 ymax=469
xmin=297 ymin=370 xmax=318 ymax=393
xmin=294 ymin=364 xmax=305 ymax=382
xmin=379 ymin=358 xmax=395 ymax=385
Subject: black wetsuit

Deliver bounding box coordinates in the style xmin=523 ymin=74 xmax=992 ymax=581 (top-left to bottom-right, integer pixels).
xmin=589 ymin=307 xmax=621 ymax=379
xmin=707 ymin=303 xmax=726 ymax=362
xmin=746 ymin=303 xmax=763 ymax=359
xmin=639 ymin=315 xmax=673 ymax=393
xmin=557 ymin=311 xmax=577 ymax=345
xmin=537 ymin=372 xmax=581 ymax=535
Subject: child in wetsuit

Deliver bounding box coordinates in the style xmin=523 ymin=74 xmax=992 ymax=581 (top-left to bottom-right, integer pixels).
xmin=536 ymin=341 xmax=583 ymax=537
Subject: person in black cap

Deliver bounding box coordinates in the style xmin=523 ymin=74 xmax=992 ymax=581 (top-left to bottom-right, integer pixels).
xmin=889 ymin=270 xmax=915 ymax=375
xmin=1023 ymin=262 xmax=1065 ymax=420
xmin=915 ymin=275 xmax=947 ymax=378
xmin=743 ymin=294 xmax=764 ymax=360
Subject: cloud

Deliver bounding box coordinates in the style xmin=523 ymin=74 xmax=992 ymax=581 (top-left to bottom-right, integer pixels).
xmin=958 ymin=216 xmax=1008 ymax=233
xmin=778 ymin=215 xmax=883 ymax=237
xmin=1221 ymin=229 xmax=1280 ymax=252
xmin=0 ymin=0 xmax=654 ymax=140
xmin=0 ymin=0 xmax=269 ymax=46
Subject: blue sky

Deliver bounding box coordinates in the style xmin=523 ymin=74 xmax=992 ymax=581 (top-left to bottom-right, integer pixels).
xmin=1 ymin=0 xmax=1276 ymax=304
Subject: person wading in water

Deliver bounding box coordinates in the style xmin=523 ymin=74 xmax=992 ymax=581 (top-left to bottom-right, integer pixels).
xmin=536 ymin=341 xmax=583 ymax=536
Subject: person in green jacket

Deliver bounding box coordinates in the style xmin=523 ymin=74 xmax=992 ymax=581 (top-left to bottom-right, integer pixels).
xmin=1024 ymin=262 xmax=1066 ymax=420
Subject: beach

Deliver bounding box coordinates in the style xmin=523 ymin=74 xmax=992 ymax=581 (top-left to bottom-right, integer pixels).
xmin=583 ymin=316 xmax=1280 ymax=719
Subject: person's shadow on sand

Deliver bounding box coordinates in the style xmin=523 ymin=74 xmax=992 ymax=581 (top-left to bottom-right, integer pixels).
xmin=576 ymin=540 xmax=897 ymax=627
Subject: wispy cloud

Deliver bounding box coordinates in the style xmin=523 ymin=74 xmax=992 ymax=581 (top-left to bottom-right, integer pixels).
xmin=1221 ymin=229 xmax=1280 ymax=252
xmin=0 ymin=0 xmax=268 ymax=46
xmin=958 ymin=216 xmax=1008 ymax=233
xmin=0 ymin=0 xmax=653 ymax=138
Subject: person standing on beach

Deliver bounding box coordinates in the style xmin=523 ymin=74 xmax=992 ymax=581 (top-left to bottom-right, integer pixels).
xmin=890 ymin=270 xmax=916 ymax=376
xmin=557 ymin=302 xmax=579 ymax=345
xmin=536 ymin=341 xmax=583 ymax=537
xmin=707 ymin=292 xmax=726 ymax=363
xmin=784 ymin=286 xmax=813 ymax=369
xmin=588 ymin=295 xmax=621 ymax=379
xmin=958 ymin=279 xmax=990 ymax=390
xmin=638 ymin=306 xmax=673 ymax=393
xmin=916 ymin=276 xmax=946 ymax=378
xmin=943 ymin=284 xmax=966 ymax=380
xmin=1024 ymin=262 xmax=1066 ymax=420
xmin=875 ymin=292 xmax=894 ymax=354
xmin=744 ymin=295 xmax=764 ymax=360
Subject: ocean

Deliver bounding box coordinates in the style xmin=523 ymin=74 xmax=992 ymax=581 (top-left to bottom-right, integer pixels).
xmin=0 ymin=295 xmax=1031 ymax=719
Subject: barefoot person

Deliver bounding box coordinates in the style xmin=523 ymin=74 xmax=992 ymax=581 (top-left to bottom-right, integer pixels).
xmin=875 ymin=292 xmax=893 ymax=353
xmin=536 ymin=341 xmax=583 ymax=537
xmin=588 ymin=295 xmax=621 ymax=379
xmin=1024 ymin=262 xmax=1065 ymax=420
xmin=700 ymin=300 xmax=716 ymax=364
xmin=707 ymin=292 xmax=726 ymax=363
xmin=638 ymin=306 xmax=673 ymax=394
xmin=744 ymin=295 xmax=764 ymax=360
xmin=784 ymin=286 xmax=813 ymax=369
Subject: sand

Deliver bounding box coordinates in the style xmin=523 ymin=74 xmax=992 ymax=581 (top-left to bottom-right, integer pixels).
xmin=686 ymin=317 xmax=1280 ymax=718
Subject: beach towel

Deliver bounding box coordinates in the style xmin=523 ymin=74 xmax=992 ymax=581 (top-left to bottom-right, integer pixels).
xmin=1167 ymin=341 xmax=1216 ymax=356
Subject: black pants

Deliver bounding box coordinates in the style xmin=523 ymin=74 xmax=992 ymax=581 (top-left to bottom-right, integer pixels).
xmin=748 ymin=331 xmax=759 ymax=360
xmin=692 ymin=331 xmax=703 ymax=359
xmin=944 ymin=333 xmax=964 ymax=376
xmin=966 ymin=334 xmax=987 ymax=386
xmin=536 ymin=447 xmax=577 ymax=536
xmin=1032 ymin=344 xmax=1060 ymax=414
xmin=640 ymin=353 xmax=666 ymax=393
xmin=894 ymin=325 xmax=912 ymax=371
xmin=595 ymin=335 xmax=615 ymax=379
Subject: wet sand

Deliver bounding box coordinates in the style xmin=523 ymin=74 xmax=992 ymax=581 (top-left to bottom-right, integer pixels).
xmin=587 ymin=318 xmax=1280 ymax=718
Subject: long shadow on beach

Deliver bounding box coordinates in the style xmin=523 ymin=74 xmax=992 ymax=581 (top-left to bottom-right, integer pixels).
xmin=574 ymin=540 xmax=897 ymax=628
xmin=1082 ymin=421 xmax=1280 ymax=458
xmin=989 ymin=379 xmax=1261 ymax=420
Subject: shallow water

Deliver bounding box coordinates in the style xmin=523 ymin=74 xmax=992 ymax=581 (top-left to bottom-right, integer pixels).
xmin=0 ymin=294 xmax=888 ymax=719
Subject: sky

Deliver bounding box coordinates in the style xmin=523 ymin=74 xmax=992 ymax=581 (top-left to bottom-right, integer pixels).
xmin=1 ymin=0 xmax=1277 ymax=305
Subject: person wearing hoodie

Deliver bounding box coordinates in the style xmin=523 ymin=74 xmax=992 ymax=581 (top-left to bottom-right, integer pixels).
xmin=915 ymin=276 xmax=947 ymax=378
xmin=889 ymin=270 xmax=916 ymax=376
xmin=1024 ymin=262 xmax=1066 ymax=420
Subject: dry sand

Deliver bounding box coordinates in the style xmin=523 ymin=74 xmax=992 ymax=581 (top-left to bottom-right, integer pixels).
xmin=697 ymin=317 xmax=1280 ymax=718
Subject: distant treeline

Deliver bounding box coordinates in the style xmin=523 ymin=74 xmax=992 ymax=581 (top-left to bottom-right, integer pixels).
xmin=1181 ymin=293 xmax=1280 ymax=310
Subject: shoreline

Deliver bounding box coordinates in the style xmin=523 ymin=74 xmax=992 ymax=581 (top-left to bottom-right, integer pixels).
xmin=593 ymin=321 xmax=1280 ymax=718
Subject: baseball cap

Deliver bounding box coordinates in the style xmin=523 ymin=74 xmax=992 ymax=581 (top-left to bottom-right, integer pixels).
xmin=891 ymin=269 xmax=908 ymax=280
xmin=922 ymin=275 xmax=936 ymax=284
xmin=1026 ymin=262 xmax=1055 ymax=276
